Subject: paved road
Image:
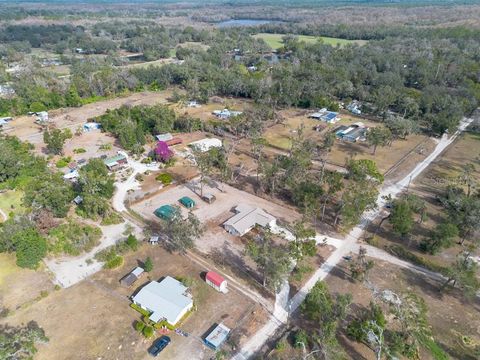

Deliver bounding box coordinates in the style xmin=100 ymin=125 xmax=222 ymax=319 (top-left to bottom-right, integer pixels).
xmin=232 ymin=116 xmax=474 ymax=359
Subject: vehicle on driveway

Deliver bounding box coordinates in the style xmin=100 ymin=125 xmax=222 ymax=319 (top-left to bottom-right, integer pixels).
xmin=148 ymin=336 xmax=171 ymax=357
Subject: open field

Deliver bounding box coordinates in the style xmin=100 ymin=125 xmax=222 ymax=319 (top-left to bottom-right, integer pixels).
xmin=252 ymin=33 xmax=367 ymax=49
xmin=0 ymin=253 xmax=54 ymax=312
xmin=174 ymin=97 xmax=251 ymax=122
xmin=1 ymin=244 xmax=267 ymax=360
xmin=3 ymin=89 xmax=177 ymax=146
xmin=416 ymin=131 xmax=480 ymax=194
xmin=323 ymin=258 xmax=480 ymax=360
xmin=0 ymin=190 xmax=25 ymax=221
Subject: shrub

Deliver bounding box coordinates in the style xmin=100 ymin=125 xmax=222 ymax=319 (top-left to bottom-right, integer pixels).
xmin=144 ymin=257 xmax=153 ymax=272
xmin=126 ymin=234 xmax=138 ymax=251
xmin=135 ymin=320 xmax=145 ymax=332
xmin=135 ymin=173 xmax=144 ymax=182
xmin=155 ymin=173 xmax=173 ymax=185
xmin=99 ymin=143 xmax=112 ymax=151
xmin=275 ymin=340 xmax=287 ymax=351
xmin=49 ymin=222 xmax=102 ymax=256
xmin=100 ymin=211 xmax=123 ymax=225
xmin=293 ymin=329 xmax=308 ymax=349
xmin=141 ymin=157 xmax=152 ymax=164
xmin=55 ymin=157 xmax=71 ymax=168
xmin=130 ymin=303 xmax=151 ymax=317
xmin=142 ymin=325 xmax=154 ymax=338
xmin=104 ymin=255 xmax=124 ymax=269
xmin=73 ymin=148 xmax=86 ymax=154
xmin=176 ymin=276 xmax=193 ymax=287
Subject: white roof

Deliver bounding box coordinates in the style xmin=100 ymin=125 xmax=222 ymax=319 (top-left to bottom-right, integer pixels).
xmin=156 ymin=133 xmax=173 ymax=141
xmin=63 ymin=170 xmax=79 ymax=179
xmin=205 ymin=323 xmax=230 ymax=348
xmin=132 ymin=277 xmax=192 ymax=325
xmin=132 ymin=267 xmax=144 ymax=277
xmin=223 ymin=204 xmax=276 ymax=235
xmin=189 ymin=138 xmax=222 ymax=152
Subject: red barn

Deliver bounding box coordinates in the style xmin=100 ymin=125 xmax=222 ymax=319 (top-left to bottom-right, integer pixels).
xmin=205 ymin=271 xmax=228 ymax=293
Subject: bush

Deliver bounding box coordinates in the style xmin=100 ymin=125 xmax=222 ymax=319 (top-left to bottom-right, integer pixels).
xmin=141 ymin=157 xmax=152 ymax=164
xmin=49 ymin=222 xmax=102 ymax=256
xmin=73 ymin=148 xmax=86 ymax=154
xmin=175 ymin=276 xmax=194 ymax=287
xmin=135 ymin=173 xmax=144 ymax=182
xmin=104 ymin=255 xmax=124 ymax=269
xmin=386 ymin=245 xmax=446 ymax=273
xmin=100 ymin=211 xmax=123 ymax=225
xmin=55 ymin=157 xmax=71 ymax=168
xmin=135 ymin=320 xmax=145 ymax=332
xmin=293 ymin=329 xmax=309 ymax=349
xmin=275 ymin=340 xmax=287 ymax=351
xmin=99 ymin=143 xmax=112 ymax=151
xmin=130 ymin=303 xmax=151 ymax=317
xmin=126 ymin=234 xmax=138 ymax=251
xmin=142 ymin=325 xmax=154 ymax=338
xmin=144 ymin=257 xmax=153 ymax=272
xmin=155 ymin=173 xmax=173 ymax=185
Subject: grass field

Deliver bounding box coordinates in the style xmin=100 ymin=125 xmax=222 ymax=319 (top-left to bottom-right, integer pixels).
xmin=0 ymin=190 xmax=25 ymax=221
xmin=252 ymin=33 xmax=367 ymax=49
xmin=0 ymin=253 xmax=17 ymax=286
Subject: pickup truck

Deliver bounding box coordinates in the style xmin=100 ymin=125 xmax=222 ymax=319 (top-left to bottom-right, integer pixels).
xmin=148 ymin=336 xmax=171 ymax=357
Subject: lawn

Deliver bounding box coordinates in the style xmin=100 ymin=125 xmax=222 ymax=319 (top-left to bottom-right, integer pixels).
xmin=252 ymin=33 xmax=367 ymax=49
xmin=0 ymin=190 xmax=25 ymax=221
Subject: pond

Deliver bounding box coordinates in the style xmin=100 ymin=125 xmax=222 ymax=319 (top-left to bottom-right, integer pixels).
xmin=216 ymin=19 xmax=272 ymax=28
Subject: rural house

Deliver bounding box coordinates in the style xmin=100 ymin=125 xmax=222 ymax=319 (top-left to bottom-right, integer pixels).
xmin=104 ymin=154 xmax=128 ymax=171
xmin=223 ymin=204 xmax=276 ymax=236
xmin=335 ymin=122 xmax=367 ymax=142
xmin=132 ymin=276 xmax=193 ymax=326
xmin=212 ymin=109 xmax=243 ymax=119
xmin=309 ymin=109 xmax=339 ymax=124
xmin=189 ymin=138 xmax=223 ymax=152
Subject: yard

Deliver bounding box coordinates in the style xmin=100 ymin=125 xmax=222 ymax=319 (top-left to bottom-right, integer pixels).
xmin=260 ymin=109 xmax=435 ymax=178
xmin=252 ymin=33 xmax=367 ymax=49
xmin=0 ymin=253 xmax=54 ymax=314
xmin=1 ymin=244 xmax=268 ymax=360
xmin=0 ymin=190 xmax=25 ymax=221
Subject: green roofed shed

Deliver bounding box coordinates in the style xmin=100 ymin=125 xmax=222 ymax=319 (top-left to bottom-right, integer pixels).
xmin=179 ymin=196 xmax=195 ymax=209
xmin=154 ymin=205 xmax=175 ymax=220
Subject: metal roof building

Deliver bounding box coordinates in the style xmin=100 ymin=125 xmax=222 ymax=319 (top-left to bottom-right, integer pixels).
xmin=204 ymin=323 xmax=231 ymax=350
xmin=154 ymin=205 xmax=176 ymax=220
xmin=223 ymin=204 xmax=276 ymax=236
xmin=189 ymin=138 xmax=222 ymax=152
xmin=132 ymin=276 xmax=193 ymax=325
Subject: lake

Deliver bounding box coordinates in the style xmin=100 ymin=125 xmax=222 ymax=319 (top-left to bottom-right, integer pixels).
xmin=216 ymin=19 xmax=272 ymax=28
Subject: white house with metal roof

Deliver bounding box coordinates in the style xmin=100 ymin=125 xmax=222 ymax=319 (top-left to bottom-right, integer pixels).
xmin=189 ymin=138 xmax=223 ymax=153
xmin=223 ymin=204 xmax=276 ymax=236
xmin=132 ymin=276 xmax=193 ymax=325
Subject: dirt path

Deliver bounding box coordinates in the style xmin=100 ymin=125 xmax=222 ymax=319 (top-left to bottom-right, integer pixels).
xmin=0 ymin=208 xmax=7 ymax=222
xmin=232 ymin=116 xmax=474 ymax=359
